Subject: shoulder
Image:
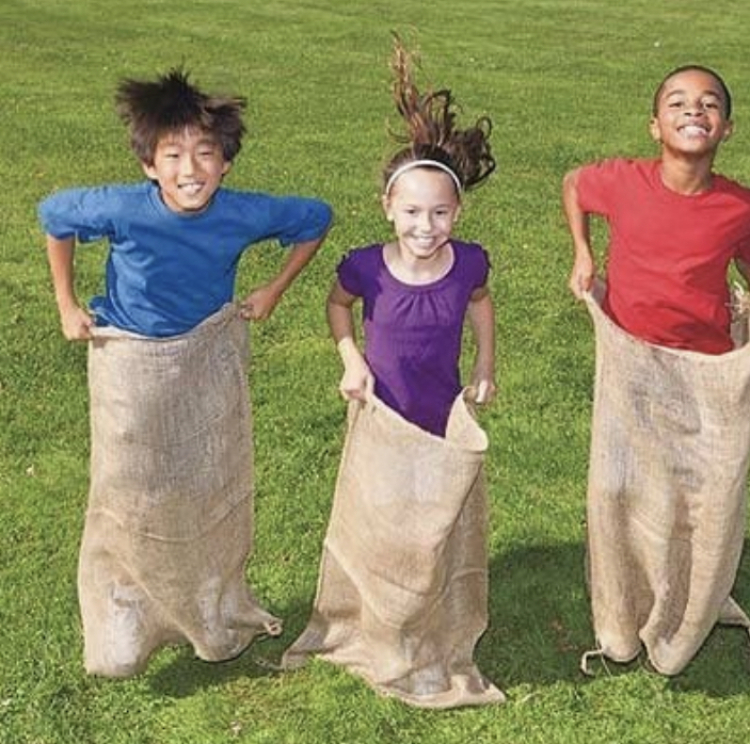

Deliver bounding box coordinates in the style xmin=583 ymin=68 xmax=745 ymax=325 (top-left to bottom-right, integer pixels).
xmin=217 ymin=187 xmax=332 ymax=215
xmin=578 ymin=157 xmax=654 ymax=180
xmin=38 ymin=183 xmax=153 ymax=231
xmin=453 ymin=240 xmax=490 ymax=267
xmin=574 ymin=158 xmax=656 ymax=212
xmin=712 ymin=173 xmax=750 ymax=204
xmin=210 ymin=187 xmax=271 ymax=214
xmin=41 ymin=182 xmax=148 ymax=206
xmin=336 ymin=244 xmax=383 ymax=293
xmin=452 ymin=240 xmax=491 ymax=286
xmin=338 ymin=243 xmax=383 ymax=269
xmin=47 ymin=183 xmax=156 ymax=220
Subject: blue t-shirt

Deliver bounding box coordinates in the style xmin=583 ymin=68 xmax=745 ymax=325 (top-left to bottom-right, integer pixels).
xmin=39 ymin=182 xmax=332 ymax=337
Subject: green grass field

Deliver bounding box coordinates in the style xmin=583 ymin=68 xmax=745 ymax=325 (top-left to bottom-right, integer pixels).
xmin=2 ymin=0 xmax=750 ymax=741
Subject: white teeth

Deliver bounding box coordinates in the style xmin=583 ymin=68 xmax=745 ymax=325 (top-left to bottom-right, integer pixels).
xmin=180 ymin=183 xmax=203 ymax=195
xmin=681 ymin=125 xmax=708 ymax=138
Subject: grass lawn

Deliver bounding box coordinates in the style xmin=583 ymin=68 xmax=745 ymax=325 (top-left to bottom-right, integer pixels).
xmin=2 ymin=0 xmax=750 ymax=742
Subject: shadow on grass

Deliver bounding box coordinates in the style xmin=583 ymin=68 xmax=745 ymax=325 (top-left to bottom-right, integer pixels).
xmin=147 ymin=599 xmax=311 ymax=699
xmin=479 ymin=539 xmax=750 ymax=698
xmin=148 ymin=540 xmax=750 ymax=700
xmin=480 ymin=541 xmax=591 ymax=689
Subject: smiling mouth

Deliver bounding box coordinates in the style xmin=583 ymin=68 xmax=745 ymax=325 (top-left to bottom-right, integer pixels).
xmin=179 ymin=182 xmax=204 ymax=196
xmin=679 ymin=125 xmax=709 ymax=138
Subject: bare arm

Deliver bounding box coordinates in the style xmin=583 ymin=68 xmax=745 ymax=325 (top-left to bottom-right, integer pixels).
xmin=46 ymin=234 xmax=94 ymax=341
xmin=466 ymin=287 xmax=496 ymax=404
xmin=240 ymin=232 xmax=329 ymax=321
xmin=327 ymin=279 xmax=373 ymax=401
xmin=562 ymin=168 xmax=595 ymax=299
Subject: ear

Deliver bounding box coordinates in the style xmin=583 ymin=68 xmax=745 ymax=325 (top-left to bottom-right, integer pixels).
xmin=222 ymin=160 xmax=232 ymax=176
xmin=723 ymin=120 xmax=734 ymax=141
xmin=381 ymin=193 xmax=394 ymax=222
xmin=141 ymin=160 xmax=157 ymax=180
xmin=648 ymin=116 xmax=662 ymax=143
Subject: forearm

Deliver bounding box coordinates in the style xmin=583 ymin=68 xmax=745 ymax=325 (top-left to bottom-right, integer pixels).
xmin=327 ymin=284 xmax=372 ymax=400
xmin=46 ymin=234 xmax=93 ymax=340
xmin=467 ymin=292 xmax=496 ymax=377
xmin=269 ymin=235 xmax=328 ymax=297
xmin=46 ymin=235 xmax=79 ymax=312
xmin=327 ymin=295 xmax=359 ymax=358
xmin=240 ymin=234 xmax=329 ymax=321
xmin=563 ymin=169 xmax=597 ymax=297
xmin=562 ymin=169 xmax=593 ymax=259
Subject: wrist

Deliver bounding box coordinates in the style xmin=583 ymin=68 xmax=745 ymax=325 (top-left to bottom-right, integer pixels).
xmin=56 ymin=294 xmax=80 ymax=313
xmin=573 ymin=243 xmax=593 ymax=260
xmin=337 ymin=337 xmax=362 ymax=364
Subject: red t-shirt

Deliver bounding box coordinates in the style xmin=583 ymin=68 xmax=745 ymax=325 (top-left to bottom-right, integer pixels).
xmin=577 ymin=158 xmax=750 ymax=353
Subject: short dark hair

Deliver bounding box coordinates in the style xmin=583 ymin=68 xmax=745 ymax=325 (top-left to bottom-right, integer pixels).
xmin=652 ymin=64 xmax=732 ymax=119
xmin=115 ymin=68 xmax=247 ymax=164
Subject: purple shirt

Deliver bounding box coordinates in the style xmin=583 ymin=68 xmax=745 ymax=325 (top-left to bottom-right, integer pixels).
xmin=338 ymin=241 xmax=490 ymax=436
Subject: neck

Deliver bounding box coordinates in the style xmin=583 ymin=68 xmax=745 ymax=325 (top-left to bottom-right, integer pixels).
xmin=659 ymin=154 xmax=715 ymax=196
xmin=384 ymin=241 xmax=454 ymax=285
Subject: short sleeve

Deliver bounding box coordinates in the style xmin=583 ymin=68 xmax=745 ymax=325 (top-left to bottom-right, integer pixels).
xmin=457 ymin=241 xmax=491 ymax=291
xmin=265 ymin=196 xmax=333 ymax=247
xmin=336 ymin=250 xmax=365 ymax=297
xmin=38 ymin=187 xmax=113 ymax=243
xmin=575 ymin=159 xmax=630 ymax=218
xmin=475 ymin=246 xmax=491 ymax=288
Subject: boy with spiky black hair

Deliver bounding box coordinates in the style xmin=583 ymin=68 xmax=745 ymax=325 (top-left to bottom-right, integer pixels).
xmin=39 ymin=68 xmax=332 ymax=677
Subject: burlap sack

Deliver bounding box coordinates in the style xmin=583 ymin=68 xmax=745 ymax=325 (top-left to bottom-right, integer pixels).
xmin=79 ymin=304 xmax=281 ymax=678
xmin=283 ymin=390 xmax=505 ymax=708
xmin=583 ymin=282 xmax=750 ymax=676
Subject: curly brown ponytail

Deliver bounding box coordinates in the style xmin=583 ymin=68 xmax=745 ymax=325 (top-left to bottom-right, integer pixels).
xmin=384 ymin=36 xmax=496 ymax=195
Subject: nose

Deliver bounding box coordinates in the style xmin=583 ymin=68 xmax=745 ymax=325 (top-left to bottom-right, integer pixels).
xmin=684 ymin=100 xmax=708 ymax=117
xmin=180 ymin=153 xmax=198 ymax=175
xmin=417 ymin=212 xmax=433 ymax=232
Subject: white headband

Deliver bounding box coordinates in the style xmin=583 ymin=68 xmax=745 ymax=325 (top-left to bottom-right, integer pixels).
xmin=384 ymin=159 xmax=463 ymax=196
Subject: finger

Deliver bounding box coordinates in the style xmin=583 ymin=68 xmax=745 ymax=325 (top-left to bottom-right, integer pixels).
xmin=476 ymin=380 xmax=489 ymax=404
xmin=570 ymin=277 xmax=585 ymax=300
xmin=364 ymin=374 xmax=375 ymax=400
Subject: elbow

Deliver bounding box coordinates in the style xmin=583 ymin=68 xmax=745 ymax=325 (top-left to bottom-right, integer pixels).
xmin=562 ymin=168 xmax=580 ymax=195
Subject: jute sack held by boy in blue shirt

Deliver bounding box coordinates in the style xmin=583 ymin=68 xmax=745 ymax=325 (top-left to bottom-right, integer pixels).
xmin=39 ymin=69 xmax=332 ymax=677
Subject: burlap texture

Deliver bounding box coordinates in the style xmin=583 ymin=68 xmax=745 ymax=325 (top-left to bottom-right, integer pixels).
xmin=283 ymin=391 xmax=504 ymax=708
xmin=79 ymin=304 xmax=280 ymax=678
xmin=583 ymin=282 xmax=750 ymax=675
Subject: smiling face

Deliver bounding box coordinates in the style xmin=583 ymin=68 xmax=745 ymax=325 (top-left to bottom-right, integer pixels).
xmin=382 ymin=167 xmax=462 ymax=266
xmin=649 ymin=69 xmax=733 ymax=156
xmin=142 ymin=127 xmax=231 ymax=213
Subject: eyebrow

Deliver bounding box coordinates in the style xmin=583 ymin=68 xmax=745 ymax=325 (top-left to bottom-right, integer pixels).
xmin=664 ymin=88 xmax=723 ymax=100
xmin=160 ymin=137 xmax=218 ymax=149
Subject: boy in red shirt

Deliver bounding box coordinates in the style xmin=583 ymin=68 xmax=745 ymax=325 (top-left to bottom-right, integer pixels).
xmin=564 ymin=65 xmax=750 ymax=354
xmin=562 ymin=65 xmax=750 ymax=676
